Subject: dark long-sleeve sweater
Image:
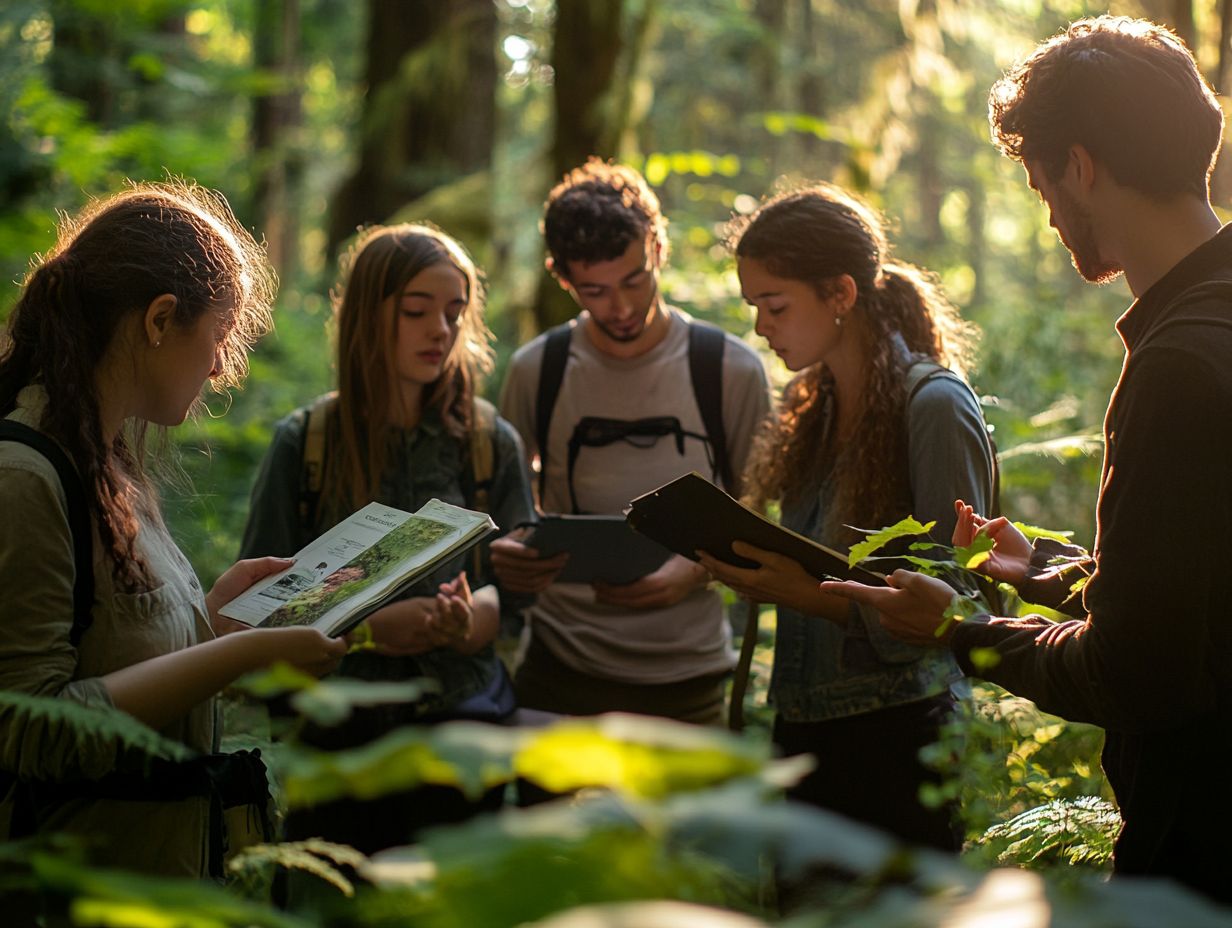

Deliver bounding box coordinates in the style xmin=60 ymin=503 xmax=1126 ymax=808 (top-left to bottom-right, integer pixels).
xmin=951 ymin=225 xmax=1232 ymax=899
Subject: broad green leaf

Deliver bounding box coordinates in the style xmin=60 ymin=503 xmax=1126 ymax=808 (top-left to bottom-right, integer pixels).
xmin=28 ymin=852 xmax=309 ymax=928
xmin=291 ymin=678 xmax=440 ymax=727
xmin=233 ymin=664 xmax=440 ymax=726
xmin=955 ymin=532 xmax=996 ymax=570
xmin=277 ymin=721 xmax=522 ymax=807
xmin=847 ymin=517 xmax=936 ymax=568
xmin=514 ymin=714 xmax=768 ymax=799
xmin=1014 ymin=522 xmax=1076 ymax=544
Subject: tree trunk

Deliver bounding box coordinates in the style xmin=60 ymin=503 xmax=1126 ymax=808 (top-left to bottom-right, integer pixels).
xmin=533 ymin=0 xmax=660 ymax=332
xmin=327 ymin=0 xmax=497 ymax=257
xmin=252 ymin=0 xmax=303 ymax=279
xmin=48 ymin=0 xmax=119 ymax=126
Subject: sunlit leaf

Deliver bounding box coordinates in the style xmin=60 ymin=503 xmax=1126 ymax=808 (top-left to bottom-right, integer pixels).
xmin=28 ymin=852 xmax=308 ymax=928
xmin=277 ymin=721 xmax=522 ymax=807
xmin=514 ymin=714 xmax=768 ymax=799
xmin=1014 ymin=522 xmax=1075 ymax=544
xmin=847 ymin=517 xmax=936 ymax=567
xmin=955 ymin=532 xmax=995 ymax=570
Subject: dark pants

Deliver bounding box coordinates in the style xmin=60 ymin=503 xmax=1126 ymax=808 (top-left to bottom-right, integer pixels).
xmin=773 ymin=693 xmax=961 ymax=853
xmin=514 ymin=635 xmax=728 ymax=726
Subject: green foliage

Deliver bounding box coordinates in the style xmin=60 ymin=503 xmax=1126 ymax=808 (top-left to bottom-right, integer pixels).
xmin=234 ymin=663 xmax=441 ymax=728
xmin=229 ymin=839 xmax=366 ymax=900
xmin=22 ymin=850 xmax=311 ymax=928
xmin=921 ymin=682 xmax=1112 ymax=863
xmin=979 ymin=796 xmax=1119 ymax=869
xmin=0 ymin=690 xmax=195 ymax=769
xmin=845 ymin=517 xmax=936 ymax=568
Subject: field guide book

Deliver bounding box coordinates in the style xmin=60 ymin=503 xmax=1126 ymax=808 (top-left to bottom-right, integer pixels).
xmin=626 ymin=472 xmax=886 ymax=586
xmin=219 ymin=499 xmax=496 ymax=637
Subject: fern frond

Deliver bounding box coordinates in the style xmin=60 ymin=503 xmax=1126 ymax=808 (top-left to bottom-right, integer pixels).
xmin=980 ymin=796 xmax=1119 ymax=869
xmin=228 ymin=839 xmax=368 ymax=897
xmin=0 ymin=690 xmax=193 ymax=779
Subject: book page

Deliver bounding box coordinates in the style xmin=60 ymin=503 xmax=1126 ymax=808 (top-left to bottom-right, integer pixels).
xmin=220 ymin=499 xmax=495 ymax=635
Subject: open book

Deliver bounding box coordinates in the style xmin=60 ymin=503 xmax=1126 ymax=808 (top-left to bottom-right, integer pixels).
xmin=626 ymin=472 xmax=886 ymax=586
xmin=219 ymin=499 xmax=497 ymax=637
xmin=525 ymin=514 xmax=673 ymax=585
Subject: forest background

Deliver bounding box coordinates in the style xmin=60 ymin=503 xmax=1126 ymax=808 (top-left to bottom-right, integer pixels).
xmin=10 ymin=0 xmax=1213 ymax=585
xmin=2 ymin=0 xmax=1230 ymax=919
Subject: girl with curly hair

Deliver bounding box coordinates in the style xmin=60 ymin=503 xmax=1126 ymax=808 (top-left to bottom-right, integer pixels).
xmin=701 ymin=184 xmax=994 ymax=850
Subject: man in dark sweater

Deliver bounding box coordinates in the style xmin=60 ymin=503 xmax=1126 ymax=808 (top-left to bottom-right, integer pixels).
xmin=822 ymin=16 xmax=1232 ymax=903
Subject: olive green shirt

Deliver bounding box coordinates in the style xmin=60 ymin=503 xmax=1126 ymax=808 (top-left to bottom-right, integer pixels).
xmin=0 ymin=386 xmax=216 ymax=876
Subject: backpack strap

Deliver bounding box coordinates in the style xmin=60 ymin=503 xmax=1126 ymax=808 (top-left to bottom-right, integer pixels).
xmin=299 ymin=392 xmax=338 ymax=530
xmin=468 ymin=397 xmax=498 ymax=580
xmin=0 ymin=421 xmax=94 ymax=647
xmin=687 ymin=321 xmax=731 ymax=490
xmin=470 ymin=397 xmax=497 ymax=514
xmin=534 ymin=322 xmax=575 ymax=502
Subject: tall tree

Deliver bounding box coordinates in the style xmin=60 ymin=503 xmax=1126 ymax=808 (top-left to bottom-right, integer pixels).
xmin=252 ymin=0 xmax=303 ymax=279
xmin=535 ymin=0 xmax=656 ymax=331
xmin=327 ymin=0 xmax=497 ymax=257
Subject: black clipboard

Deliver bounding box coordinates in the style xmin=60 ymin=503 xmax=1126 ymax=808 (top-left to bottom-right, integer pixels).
xmin=626 ymin=472 xmax=887 ymax=585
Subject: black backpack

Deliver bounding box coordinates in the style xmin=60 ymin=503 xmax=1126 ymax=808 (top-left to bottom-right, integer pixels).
xmin=533 ymin=319 xmax=731 ymax=501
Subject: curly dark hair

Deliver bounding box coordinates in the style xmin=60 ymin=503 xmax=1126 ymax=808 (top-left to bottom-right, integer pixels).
xmin=0 ymin=182 xmax=275 ymax=591
xmin=729 ymin=184 xmax=977 ymax=542
xmin=542 ymin=158 xmax=669 ymax=275
xmin=990 ymin=15 xmax=1222 ymax=198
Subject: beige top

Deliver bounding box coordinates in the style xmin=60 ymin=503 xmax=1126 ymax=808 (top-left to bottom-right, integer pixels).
xmin=0 ymin=386 xmax=216 ymax=876
xmin=500 ymin=309 xmax=771 ymax=684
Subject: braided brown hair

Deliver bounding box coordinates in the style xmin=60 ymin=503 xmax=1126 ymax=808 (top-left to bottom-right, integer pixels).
xmin=0 ymin=182 xmax=275 ymax=591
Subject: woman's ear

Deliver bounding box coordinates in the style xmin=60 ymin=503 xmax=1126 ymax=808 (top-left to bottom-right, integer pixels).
xmin=143 ymin=294 xmax=178 ymax=348
xmin=831 ymin=274 xmax=858 ymax=314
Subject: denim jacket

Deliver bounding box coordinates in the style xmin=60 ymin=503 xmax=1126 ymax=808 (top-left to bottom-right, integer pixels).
xmin=770 ymin=365 xmax=994 ymax=723
xmin=240 ymin=402 xmax=534 ymax=715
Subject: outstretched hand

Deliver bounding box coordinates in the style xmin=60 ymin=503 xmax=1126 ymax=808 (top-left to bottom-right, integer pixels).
xmin=953 ymin=499 xmax=1031 ymax=587
xmin=820 ymin=569 xmax=959 ymax=646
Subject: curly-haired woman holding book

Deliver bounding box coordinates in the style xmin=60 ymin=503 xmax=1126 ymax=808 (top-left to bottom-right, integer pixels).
xmin=701 ymin=184 xmax=994 ymax=850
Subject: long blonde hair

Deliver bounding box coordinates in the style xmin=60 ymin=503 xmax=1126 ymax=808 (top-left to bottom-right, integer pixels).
xmin=323 ymin=223 xmax=494 ymax=519
xmin=730 ymin=184 xmax=977 ymax=541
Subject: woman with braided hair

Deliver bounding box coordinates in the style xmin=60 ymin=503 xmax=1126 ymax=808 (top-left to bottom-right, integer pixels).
xmin=0 ymin=182 xmax=345 ymax=876
xmin=701 ymin=184 xmax=994 ymax=850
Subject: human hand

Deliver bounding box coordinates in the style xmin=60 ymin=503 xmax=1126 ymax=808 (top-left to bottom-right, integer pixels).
xmin=953 ymin=499 xmax=1031 ymax=586
xmin=360 ymin=597 xmax=455 ymax=657
xmin=206 ymin=556 xmax=296 ymax=635
xmin=820 ymin=569 xmax=960 ymax=646
xmin=697 ymin=541 xmax=823 ymax=613
xmin=262 ymin=626 xmax=347 ymax=677
xmin=490 ymin=526 xmax=569 ymax=594
xmin=593 ymin=554 xmax=709 ymax=609
xmin=433 ymin=571 xmax=474 ymax=649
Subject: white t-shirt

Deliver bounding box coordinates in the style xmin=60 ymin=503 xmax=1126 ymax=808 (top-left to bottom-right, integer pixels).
xmin=499 ymin=308 xmax=770 ymax=684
